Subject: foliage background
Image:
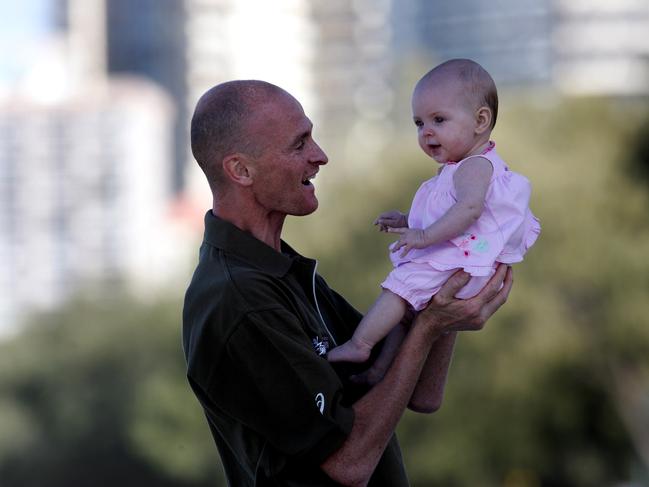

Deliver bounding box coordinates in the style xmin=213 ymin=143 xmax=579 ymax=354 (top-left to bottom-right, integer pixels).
xmin=2 ymin=92 xmax=649 ymax=487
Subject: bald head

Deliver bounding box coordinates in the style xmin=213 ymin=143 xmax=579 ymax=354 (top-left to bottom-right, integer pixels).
xmin=416 ymin=59 xmax=498 ymax=129
xmin=190 ymin=80 xmax=289 ymax=190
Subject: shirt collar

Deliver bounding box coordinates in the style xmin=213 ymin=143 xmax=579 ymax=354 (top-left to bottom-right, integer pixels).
xmin=202 ymin=210 xmax=307 ymax=277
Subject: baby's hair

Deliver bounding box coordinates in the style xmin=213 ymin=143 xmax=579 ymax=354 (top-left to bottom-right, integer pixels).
xmin=417 ymin=59 xmax=498 ymax=129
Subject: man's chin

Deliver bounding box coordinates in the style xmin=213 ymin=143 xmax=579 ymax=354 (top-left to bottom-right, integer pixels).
xmin=291 ymin=200 xmax=319 ymax=216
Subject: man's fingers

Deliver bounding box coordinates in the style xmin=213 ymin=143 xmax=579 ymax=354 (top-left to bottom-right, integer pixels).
xmin=478 ymin=266 xmax=513 ymax=320
xmin=474 ymin=263 xmax=508 ymax=304
xmin=435 ymin=269 xmax=471 ymax=303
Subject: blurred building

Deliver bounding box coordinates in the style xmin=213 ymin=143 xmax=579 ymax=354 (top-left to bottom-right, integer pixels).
xmin=552 ymin=0 xmax=649 ymax=95
xmin=105 ymin=0 xmax=188 ymax=192
xmin=308 ymin=0 xmax=395 ymax=148
xmin=392 ymin=0 xmax=649 ymax=95
xmin=391 ymin=0 xmax=553 ymax=85
xmin=0 ymin=79 xmax=176 ymax=334
xmin=0 ymin=1 xmax=181 ymax=335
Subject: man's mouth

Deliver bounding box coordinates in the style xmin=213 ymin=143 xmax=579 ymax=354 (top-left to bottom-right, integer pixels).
xmin=302 ymin=174 xmax=316 ymax=186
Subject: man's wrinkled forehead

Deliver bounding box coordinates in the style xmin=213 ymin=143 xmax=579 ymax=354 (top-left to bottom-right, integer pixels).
xmin=245 ymin=92 xmax=310 ymax=145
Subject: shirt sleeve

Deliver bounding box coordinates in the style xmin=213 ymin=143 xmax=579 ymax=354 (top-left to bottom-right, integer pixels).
xmin=206 ymin=306 xmax=355 ymax=466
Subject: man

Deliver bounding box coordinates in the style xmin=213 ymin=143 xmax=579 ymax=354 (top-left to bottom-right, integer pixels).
xmin=183 ymin=80 xmax=512 ymax=486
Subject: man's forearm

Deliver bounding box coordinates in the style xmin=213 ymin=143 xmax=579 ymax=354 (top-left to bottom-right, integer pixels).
xmin=408 ymin=331 xmax=457 ymax=413
xmin=320 ymin=314 xmax=441 ymax=486
xmin=321 ymin=265 xmax=513 ymax=486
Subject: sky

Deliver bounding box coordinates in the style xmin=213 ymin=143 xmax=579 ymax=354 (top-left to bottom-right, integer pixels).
xmin=0 ymin=0 xmax=52 ymax=83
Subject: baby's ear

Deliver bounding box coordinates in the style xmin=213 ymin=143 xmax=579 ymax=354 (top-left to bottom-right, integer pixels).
xmin=475 ymin=106 xmax=492 ymax=134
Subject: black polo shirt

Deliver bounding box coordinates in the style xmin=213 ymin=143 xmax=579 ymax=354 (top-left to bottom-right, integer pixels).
xmin=183 ymin=211 xmax=409 ymax=487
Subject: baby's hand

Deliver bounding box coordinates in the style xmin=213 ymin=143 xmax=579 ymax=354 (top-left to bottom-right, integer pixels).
xmin=389 ymin=227 xmax=428 ymax=257
xmin=374 ymin=210 xmax=408 ymax=232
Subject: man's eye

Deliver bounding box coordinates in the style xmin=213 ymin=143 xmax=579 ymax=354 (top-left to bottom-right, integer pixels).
xmin=295 ymin=139 xmax=306 ymax=150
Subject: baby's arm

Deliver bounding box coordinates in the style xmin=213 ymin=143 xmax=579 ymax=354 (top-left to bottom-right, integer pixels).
xmin=390 ymin=157 xmax=493 ymax=257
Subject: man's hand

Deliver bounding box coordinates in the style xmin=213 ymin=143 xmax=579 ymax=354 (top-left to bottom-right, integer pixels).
xmin=418 ymin=264 xmax=513 ymax=334
xmin=388 ymin=227 xmax=428 ymax=257
xmin=374 ymin=210 xmax=408 ymax=232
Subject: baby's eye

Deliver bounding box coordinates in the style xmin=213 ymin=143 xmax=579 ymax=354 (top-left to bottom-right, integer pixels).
xmin=433 ymin=116 xmax=444 ymax=124
xmin=413 ymin=119 xmax=423 ymax=128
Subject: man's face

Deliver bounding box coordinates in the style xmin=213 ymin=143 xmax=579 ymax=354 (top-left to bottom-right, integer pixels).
xmin=246 ymin=94 xmax=328 ymax=217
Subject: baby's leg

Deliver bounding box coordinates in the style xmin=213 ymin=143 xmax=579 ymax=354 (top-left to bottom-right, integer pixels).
xmin=327 ymin=290 xmax=407 ymax=363
xmin=351 ymin=321 xmax=408 ymax=386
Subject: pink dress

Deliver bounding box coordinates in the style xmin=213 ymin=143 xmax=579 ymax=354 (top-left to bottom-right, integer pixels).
xmin=381 ymin=142 xmax=540 ymax=310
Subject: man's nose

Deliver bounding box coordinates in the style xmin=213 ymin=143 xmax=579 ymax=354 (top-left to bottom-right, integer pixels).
xmin=310 ymin=140 xmax=328 ymax=165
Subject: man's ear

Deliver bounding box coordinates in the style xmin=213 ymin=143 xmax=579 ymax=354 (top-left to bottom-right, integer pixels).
xmin=475 ymin=106 xmax=492 ymax=135
xmin=222 ymin=154 xmax=254 ymax=187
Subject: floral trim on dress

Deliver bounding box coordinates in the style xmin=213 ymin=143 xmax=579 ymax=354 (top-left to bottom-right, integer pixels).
xmin=453 ymin=233 xmax=491 ymax=257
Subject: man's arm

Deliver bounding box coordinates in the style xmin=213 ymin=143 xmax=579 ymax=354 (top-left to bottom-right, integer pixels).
xmin=408 ymin=331 xmax=457 ymax=413
xmin=320 ymin=265 xmax=512 ymax=487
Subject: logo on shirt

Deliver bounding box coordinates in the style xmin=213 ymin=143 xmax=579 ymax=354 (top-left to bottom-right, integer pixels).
xmin=312 ymin=335 xmax=330 ymax=356
xmin=315 ymin=393 xmax=325 ymax=414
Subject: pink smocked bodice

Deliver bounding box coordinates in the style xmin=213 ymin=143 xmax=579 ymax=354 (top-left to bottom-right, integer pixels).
xmin=390 ymin=144 xmax=540 ymax=276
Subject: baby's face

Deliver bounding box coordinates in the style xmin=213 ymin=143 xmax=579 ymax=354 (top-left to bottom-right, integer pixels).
xmin=411 ymin=80 xmax=483 ymax=164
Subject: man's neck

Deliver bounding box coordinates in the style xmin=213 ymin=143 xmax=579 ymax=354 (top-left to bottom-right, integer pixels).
xmin=213 ymin=199 xmax=285 ymax=252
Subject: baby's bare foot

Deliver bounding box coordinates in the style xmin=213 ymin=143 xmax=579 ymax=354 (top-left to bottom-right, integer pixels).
xmin=327 ymin=339 xmax=372 ymax=363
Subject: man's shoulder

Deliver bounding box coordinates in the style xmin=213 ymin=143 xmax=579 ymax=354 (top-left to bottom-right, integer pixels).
xmin=185 ymin=245 xmax=288 ymax=317
xmin=182 ymin=248 xmax=297 ymax=382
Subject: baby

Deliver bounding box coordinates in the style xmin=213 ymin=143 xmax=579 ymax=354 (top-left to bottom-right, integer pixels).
xmin=328 ymin=59 xmax=540 ymax=378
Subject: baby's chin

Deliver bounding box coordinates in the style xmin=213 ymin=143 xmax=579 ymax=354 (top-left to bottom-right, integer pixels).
xmin=429 ymin=154 xmax=448 ymax=164
xmin=424 ymin=145 xmax=447 ymax=163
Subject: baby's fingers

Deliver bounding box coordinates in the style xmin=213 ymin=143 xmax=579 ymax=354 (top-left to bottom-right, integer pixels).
xmin=386 ymin=226 xmax=407 ymax=234
xmin=374 ymin=218 xmax=393 ymax=228
xmin=391 ymin=239 xmax=405 ymax=253
xmin=399 ymin=245 xmax=412 ymax=258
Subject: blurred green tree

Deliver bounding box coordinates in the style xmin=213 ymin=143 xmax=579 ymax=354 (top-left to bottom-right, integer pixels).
xmin=0 ymin=293 xmax=223 ymax=487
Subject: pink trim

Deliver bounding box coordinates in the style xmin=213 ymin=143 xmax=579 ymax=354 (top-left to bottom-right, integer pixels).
xmin=447 ymin=141 xmax=496 ymax=164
